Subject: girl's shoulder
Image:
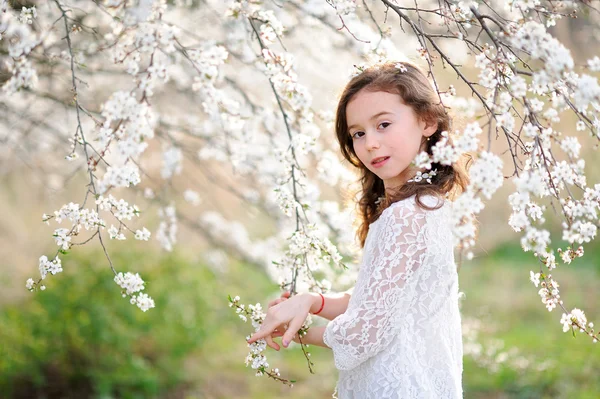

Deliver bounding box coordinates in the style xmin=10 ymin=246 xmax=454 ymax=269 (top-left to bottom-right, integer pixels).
xmin=369 ymin=194 xmax=451 ymax=226
xmin=387 ymin=193 xmax=448 ymax=215
xmin=370 ymin=194 xmax=450 ymax=228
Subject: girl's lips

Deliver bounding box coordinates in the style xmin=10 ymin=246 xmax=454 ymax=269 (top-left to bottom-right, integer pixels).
xmin=372 ymin=156 xmax=390 ymax=168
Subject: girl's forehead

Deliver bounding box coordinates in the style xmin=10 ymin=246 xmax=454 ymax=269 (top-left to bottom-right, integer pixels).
xmin=353 ymin=89 xmax=398 ymax=100
xmin=347 ymin=90 xmax=404 ymax=115
xmin=348 ymin=89 xmax=404 ymax=108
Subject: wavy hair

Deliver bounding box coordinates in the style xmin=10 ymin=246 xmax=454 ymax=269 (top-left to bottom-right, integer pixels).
xmin=335 ymin=61 xmax=471 ymax=248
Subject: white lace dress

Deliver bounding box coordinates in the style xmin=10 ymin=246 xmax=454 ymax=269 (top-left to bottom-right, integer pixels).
xmin=323 ymin=194 xmax=463 ymax=399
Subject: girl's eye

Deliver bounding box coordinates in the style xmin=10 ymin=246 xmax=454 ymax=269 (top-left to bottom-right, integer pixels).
xmin=378 ymin=122 xmax=391 ymax=129
xmin=351 ymin=131 xmax=364 ymax=139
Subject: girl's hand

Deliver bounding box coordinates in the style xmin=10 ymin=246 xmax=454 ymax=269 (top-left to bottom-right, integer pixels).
xmin=267 ymin=291 xmax=296 ymax=349
xmin=263 ymin=291 xmax=290 ymax=351
xmin=248 ymin=292 xmax=312 ymax=349
xmin=267 ymin=290 xmax=291 ymax=308
xmin=270 ymin=328 xmax=301 ymax=344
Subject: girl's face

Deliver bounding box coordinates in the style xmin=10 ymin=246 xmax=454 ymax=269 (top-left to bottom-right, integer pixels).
xmin=346 ymin=89 xmax=437 ymax=189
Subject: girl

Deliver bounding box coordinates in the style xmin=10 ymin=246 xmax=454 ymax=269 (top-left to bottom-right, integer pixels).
xmin=248 ymin=61 xmax=468 ymax=398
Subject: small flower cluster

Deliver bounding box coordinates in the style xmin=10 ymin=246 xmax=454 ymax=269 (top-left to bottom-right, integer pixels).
xmin=108 ymin=17 xmax=176 ymax=95
xmin=108 ymin=225 xmax=126 ymax=240
xmin=286 ymin=225 xmax=343 ymax=267
xmin=407 ymin=169 xmax=437 ymax=184
xmin=273 ymin=186 xmax=301 ymax=218
xmin=326 ymin=0 xmax=357 ymax=16
xmin=468 ymin=152 xmax=504 ymax=200
xmin=520 ymin=227 xmax=551 ymax=256
xmin=253 ymin=9 xmax=285 ymax=46
xmin=94 ymin=90 xmax=157 ymax=194
xmin=98 ymin=164 xmax=142 ymax=193
xmin=134 ymin=227 xmax=151 ymax=241
xmin=25 ymin=255 xmax=64 ymax=292
xmin=536 ymin=273 xmax=561 ymax=312
xmin=53 ymin=228 xmax=72 ymax=249
xmin=508 ymin=192 xmax=546 ymax=233
xmin=18 ymin=6 xmax=37 ymax=25
xmin=44 ymin=203 xmax=107 ymax=251
xmin=414 ymin=123 xmax=482 ymax=170
xmin=2 ymin=57 xmax=38 ymax=95
xmin=39 ymin=255 xmax=62 ymax=280
xmin=54 ymin=202 xmax=104 ymax=227
xmin=1 ymin=6 xmax=41 ymax=58
xmin=29 ymin=193 xmax=152 ymax=302
xmin=529 ymin=270 xmax=541 ymax=287
xmin=190 ymin=44 xmax=229 ymax=90
xmin=114 ymin=272 xmax=155 ymax=312
xmin=560 ymin=190 xmax=600 ymax=246
xmin=510 ymin=21 xmax=573 ymax=80
xmin=395 ymin=63 xmax=408 ymax=73
xmin=413 ymin=123 xmax=502 ymax=260
xmin=96 ymin=194 xmax=141 ymax=222
xmin=557 ymin=246 xmax=584 ymax=265
xmin=445 ymin=0 xmax=476 ymax=23
xmin=560 ymin=308 xmax=597 ymax=342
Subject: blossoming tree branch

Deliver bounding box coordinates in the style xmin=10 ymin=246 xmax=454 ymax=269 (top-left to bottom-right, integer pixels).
xmin=2 ymin=0 xmax=600 ymax=386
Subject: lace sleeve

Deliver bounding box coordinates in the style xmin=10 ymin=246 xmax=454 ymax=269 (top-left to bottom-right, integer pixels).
xmin=323 ymin=200 xmax=430 ymax=371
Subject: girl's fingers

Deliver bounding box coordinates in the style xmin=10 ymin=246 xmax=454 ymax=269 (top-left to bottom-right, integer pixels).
xmin=268 ymin=297 xmax=286 ymax=308
xmin=266 ymin=292 xmax=291 ymax=309
xmin=248 ymin=321 xmax=276 ymax=344
xmin=282 ymin=316 xmax=304 ymax=347
xmin=265 ymin=334 xmax=280 ymax=351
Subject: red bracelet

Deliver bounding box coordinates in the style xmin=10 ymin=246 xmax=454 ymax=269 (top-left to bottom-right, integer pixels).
xmin=312 ymin=293 xmax=325 ymax=315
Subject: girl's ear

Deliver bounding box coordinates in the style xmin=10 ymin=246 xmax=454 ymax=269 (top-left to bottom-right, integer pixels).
xmin=421 ymin=115 xmax=438 ymax=138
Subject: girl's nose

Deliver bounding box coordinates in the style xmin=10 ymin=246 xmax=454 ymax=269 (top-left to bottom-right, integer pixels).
xmin=365 ymin=132 xmax=380 ymax=150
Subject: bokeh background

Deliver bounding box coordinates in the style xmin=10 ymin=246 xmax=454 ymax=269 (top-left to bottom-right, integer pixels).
xmin=2 ymin=2 xmax=600 ymax=399
xmin=2 ymin=162 xmax=600 ymax=399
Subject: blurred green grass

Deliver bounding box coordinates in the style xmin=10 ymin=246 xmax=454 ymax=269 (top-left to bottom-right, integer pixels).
xmin=1 ymin=240 xmax=599 ymax=398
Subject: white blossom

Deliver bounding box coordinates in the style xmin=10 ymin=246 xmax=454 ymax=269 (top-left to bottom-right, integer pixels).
xmin=18 ymin=6 xmax=37 ymax=25
xmin=38 ymin=255 xmax=63 ymax=280
xmin=560 ymin=136 xmax=581 ymax=158
xmin=135 ymin=227 xmax=151 ymax=241
xmin=588 ymin=56 xmax=600 ymax=72
xmin=133 ymin=292 xmax=155 ymax=312
xmin=468 ymin=152 xmax=504 ymax=200
xmin=560 ymin=308 xmax=587 ymax=333
xmin=108 ymin=225 xmax=126 ymax=240
xmin=529 ymin=271 xmax=541 ymax=287
xmin=114 ymin=272 xmax=145 ymax=295
xmin=53 ymin=228 xmax=72 ymax=250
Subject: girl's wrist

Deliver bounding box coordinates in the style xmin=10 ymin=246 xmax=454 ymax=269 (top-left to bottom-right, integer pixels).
xmin=299 ymin=325 xmax=327 ymax=347
xmin=303 ymin=292 xmax=323 ymax=314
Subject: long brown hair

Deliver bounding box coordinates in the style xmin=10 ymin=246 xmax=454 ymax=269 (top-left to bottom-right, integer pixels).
xmin=335 ymin=61 xmax=471 ymax=248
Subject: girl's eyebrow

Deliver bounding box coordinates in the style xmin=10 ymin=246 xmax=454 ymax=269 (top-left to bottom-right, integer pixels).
xmin=348 ymin=111 xmax=394 ymax=130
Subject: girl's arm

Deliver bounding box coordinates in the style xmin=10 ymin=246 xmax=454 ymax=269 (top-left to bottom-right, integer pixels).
xmin=272 ymin=324 xmax=329 ymax=348
xmin=304 ymin=292 xmax=351 ymax=321
xmin=298 ymin=325 xmax=328 ymax=347
xmin=322 ymin=200 xmax=433 ymax=371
